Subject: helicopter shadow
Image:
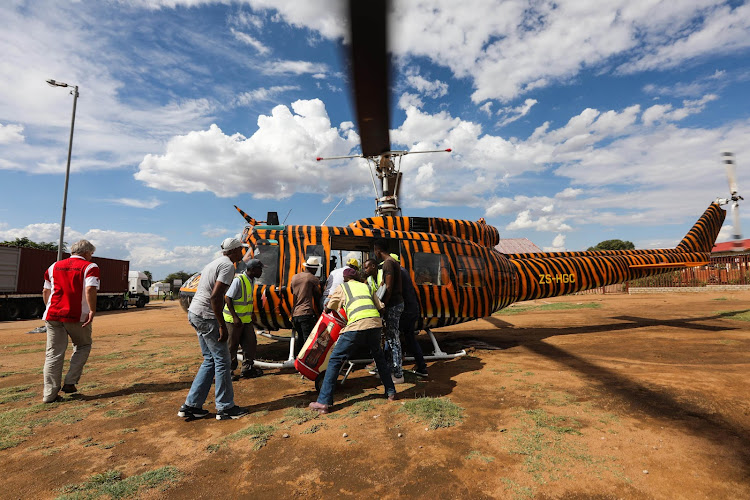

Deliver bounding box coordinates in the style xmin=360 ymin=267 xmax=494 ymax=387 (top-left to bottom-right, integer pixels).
xmin=434 ymin=310 xmax=750 ymax=476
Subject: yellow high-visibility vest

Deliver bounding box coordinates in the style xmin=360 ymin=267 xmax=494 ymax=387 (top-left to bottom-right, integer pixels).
xmin=223 ymin=273 xmax=254 ymax=323
xmin=367 ymin=269 xmax=383 ymax=296
xmin=341 ymin=281 xmax=380 ymax=324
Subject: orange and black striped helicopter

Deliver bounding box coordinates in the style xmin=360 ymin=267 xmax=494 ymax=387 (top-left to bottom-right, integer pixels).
xmin=179 ymin=1 xmax=738 ymax=368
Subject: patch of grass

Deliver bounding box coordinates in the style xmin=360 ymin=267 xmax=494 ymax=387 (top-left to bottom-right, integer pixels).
xmin=4 ymin=341 xmax=45 ymax=348
xmin=103 ymin=409 xmax=135 ymax=419
xmin=7 ymin=348 xmax=46 ymax=355
xmin=0 ymin=384 xmax=35 ymax=404
xmin=208 ymin=424 xmax=276 ymax=453
xmin=465 ymin=450 xmax=495 ymax=463
xmin=282 ymin=407 xmax=318 ymax=425
xmin=718 ymin=339 xmax=739 ymax=345
xmin=712 ymin=297 xmax=728 ymax=301
xmin=399 ymin=397 xmax=464 ymax=430
xmin=500 ymin=478 xmax=533 ymax=499
xmin=93 ymin=352 xmax=127 ymax=361
xmin=103 ymin=363 xmax=133 ymax=374
xmin=718 ymin=310 xmax=750 ymax=322
xmin=302 ymin=422 xmax=326 ymax=434
xmin=0 ymin=371 xmax=20 ymax=378
xmin=165 ymin=364 xmax=191 ymax=374
xmin=505 ymin=409 xmax=607 ymax=485
xmin=346 ymin=401 xmax=374 ymax=417
xmin=497 ymin=302 xmax=601 ymax=315
xmin=57 ymin=466 xmax=181 ymax=499
xmin=127 ymin=394 xmax=147 ymax=406
xmin=100 ymin=440 xmax=124 ymax=450
xmin=250 ymin=409 xmax=269 ymax=418
xmin=120 ymin=428 xmax=138 ymax=434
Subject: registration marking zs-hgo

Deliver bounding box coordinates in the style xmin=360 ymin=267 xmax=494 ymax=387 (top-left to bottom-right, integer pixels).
xmin=538 ymin=274 xmax=576 ymax=284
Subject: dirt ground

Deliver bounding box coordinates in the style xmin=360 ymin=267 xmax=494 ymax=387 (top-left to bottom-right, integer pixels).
xmin=1 ymin=291 xmax=749 ymax=499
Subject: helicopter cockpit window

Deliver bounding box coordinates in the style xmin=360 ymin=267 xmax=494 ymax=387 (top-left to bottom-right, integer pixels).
xmin=253 ymin=244 xmax=279 ymax=286
xmin=305 ymin=245 xmax=326 ymax=278
xmin=456 ymin=255 xmax=485 ymax=288
xmin=413 ymin=252 xmax=449 ymax=286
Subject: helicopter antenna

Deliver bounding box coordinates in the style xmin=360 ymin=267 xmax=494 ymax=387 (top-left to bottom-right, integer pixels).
xmin=282 ymin=208 xmax=292 ymax=224
xmin=715 ymin=152 xmax=745 ymax=250
xmin=321 ymin=198 xmax=344 ymax=225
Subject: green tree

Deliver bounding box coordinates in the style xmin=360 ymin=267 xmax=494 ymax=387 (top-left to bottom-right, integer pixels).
xmin=0 ymin=237 xmax=66 ymax=252
xmin=587 ymin=239 xmax=635 ymax=251
xmin=142 ymin=270 xmax=153 ymax=282
xmin=163 ymin=271 xmax=194 ymax=290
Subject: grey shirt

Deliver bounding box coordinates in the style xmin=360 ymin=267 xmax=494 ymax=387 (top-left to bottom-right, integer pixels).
xmin=188 ymin=255 xmax=236 ymax=319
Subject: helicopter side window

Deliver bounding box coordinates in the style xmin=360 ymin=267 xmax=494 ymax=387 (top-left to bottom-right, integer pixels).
xmin=305 ymin=245 xmax=326 ymax=278
xmin=412 ymin=252 xmax=450 ymax=286
xmin=254 ymin=244 xmax=280 ymax=286
xmin=456 ymin=255 xmax=485 ymax=288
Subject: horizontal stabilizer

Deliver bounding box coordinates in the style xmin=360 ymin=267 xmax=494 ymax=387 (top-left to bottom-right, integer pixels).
xmin=629 ymin=262 xmax=709 ymax=269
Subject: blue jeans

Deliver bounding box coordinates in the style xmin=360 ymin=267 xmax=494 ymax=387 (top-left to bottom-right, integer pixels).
xmin=185 ymin=312 xmax=235 ymax=411
xmin=317 ymin=326 xmax=396 ymax=406
xmin=383 ymin=302 xmax=404 ymax=378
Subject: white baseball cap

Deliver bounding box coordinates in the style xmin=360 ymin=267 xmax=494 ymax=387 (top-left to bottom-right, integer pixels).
xmin=221 ymin=237 xmax=248 ymax=251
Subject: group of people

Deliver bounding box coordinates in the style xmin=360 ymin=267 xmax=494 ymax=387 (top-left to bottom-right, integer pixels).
xmin=38 ymin=236 xmax=429 ymax=420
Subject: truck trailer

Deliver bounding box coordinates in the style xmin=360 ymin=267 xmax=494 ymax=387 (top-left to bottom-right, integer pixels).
xmin=0 ymin=246 xmax=150 ymax=320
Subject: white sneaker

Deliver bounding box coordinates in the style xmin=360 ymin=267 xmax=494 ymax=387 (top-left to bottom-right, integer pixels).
xmin=392 ymin=375 xmax=405 ymax=384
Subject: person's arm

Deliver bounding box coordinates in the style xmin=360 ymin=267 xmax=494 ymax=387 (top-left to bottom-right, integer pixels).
xmin=42 ymin=288 xmax=51 ymax=305
xmin=211 ymin=281 xmax=231 ymax=341
xmin=325 ymin=286 xmax=344 ymax=314
xmin=312 ymin=279 xmax=322 ymax=316
xmin=81 ymin=286 xmax=97 ymax=327
xmin=382 ymin=263 xmax=394 ymax=306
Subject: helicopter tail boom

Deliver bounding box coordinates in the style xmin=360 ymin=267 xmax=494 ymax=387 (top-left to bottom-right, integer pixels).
xmin=503 ymin=202 xmax=726 ymax=303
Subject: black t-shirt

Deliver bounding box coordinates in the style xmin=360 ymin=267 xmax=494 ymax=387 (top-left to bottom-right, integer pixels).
xmin=400 ymin=266 xmax=419 ymax=316
xmin=382 ymin=256 xmax=403 ymax=305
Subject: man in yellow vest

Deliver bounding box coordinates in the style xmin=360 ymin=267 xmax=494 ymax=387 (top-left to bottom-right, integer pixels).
xmin=223 ymin=259 xmax=264 ymax=380
xmin=309 ymin=267 xmax=397 ymax=414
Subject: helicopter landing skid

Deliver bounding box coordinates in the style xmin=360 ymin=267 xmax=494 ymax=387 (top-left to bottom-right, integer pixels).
xmin=241 ymin=327 xmax=466 ymax=372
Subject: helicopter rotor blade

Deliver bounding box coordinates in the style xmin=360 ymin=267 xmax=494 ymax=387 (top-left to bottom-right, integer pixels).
xmin=347 ymin=0 xmax=391 ymax=158
xmin=723 ymin=151 xmax=739 ymax=196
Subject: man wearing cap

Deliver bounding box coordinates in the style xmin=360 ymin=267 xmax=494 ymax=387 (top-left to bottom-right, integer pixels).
xmin=309 ymin=267 xmax=396 ymax=414
xmin=289 ymin=256 xmax=323 ymax=353
xmin=321 ymin=257 xmax=360 ymax=308
xmin=178 ymin=237 xmax=249 ymax=421
xmin=223 ymin=258 xmax=264 ymax=380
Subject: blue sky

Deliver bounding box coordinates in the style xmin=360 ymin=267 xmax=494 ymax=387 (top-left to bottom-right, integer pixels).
xmin=1 ymin=0 xmax=749 ymax=280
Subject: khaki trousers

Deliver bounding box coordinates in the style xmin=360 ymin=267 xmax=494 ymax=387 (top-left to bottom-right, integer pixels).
xmin=43 ymin=321 xmax=93 ymax=402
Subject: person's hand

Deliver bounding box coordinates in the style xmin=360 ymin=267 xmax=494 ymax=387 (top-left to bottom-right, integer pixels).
xmin=232 ymin=316 xmax=242 ymax=328
xmin=81 ymin=311 xmax=95 ymax=328
xmin=218 ymin=323 xmax=229 ymax=342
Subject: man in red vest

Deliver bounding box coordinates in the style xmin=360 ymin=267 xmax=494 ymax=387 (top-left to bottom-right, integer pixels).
xmin=41 ymin=239 xmax=100 ymax=403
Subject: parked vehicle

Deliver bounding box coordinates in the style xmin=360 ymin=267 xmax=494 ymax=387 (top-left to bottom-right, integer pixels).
xmin=0 ymin=246 xmax=148 ymax=320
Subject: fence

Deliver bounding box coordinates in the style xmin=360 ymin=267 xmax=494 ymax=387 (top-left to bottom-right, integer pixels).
xmin=628 ymin=254 xmax=750 ymax=288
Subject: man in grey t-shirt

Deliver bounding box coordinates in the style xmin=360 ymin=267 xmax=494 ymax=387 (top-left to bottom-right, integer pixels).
xmin=179 ymin=237 xmax=250 ymax=421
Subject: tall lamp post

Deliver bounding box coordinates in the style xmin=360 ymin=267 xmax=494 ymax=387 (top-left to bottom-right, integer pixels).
xmin=46 ymin=79 xmax=79 ymax=262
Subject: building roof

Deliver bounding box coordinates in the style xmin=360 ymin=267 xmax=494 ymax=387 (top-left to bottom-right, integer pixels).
xmin=495 ymin=238 xmax=542 ymax=254
xmin=711 ymin=239 xmax=750 ymax=253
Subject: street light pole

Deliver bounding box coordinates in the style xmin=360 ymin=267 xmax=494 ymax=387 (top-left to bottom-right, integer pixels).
xmin=46 ymin=79 xmax=79 ymax=261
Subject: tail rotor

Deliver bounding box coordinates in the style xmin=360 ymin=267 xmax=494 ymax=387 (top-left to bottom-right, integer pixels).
xmin=720 ymin=152 xmax=745 ymax=250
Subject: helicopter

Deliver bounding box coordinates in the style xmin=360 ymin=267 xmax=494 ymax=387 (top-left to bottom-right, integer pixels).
xmin=179 ymin=1 xmax=738 ymax=369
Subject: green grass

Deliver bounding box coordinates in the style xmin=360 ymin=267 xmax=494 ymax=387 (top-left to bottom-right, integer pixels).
xmin=399 ymin=397 xmax=464 ymax=429
xmin=301 ymin=423 xmax=327 ymax=434
xmin=500 ymin=478 xmax=533 ymax=499
xmin=505 ymin=409 xmax=603 ymax=485
xmin=0 ymin=371 xmax=20 ymax=378
xmin=103 ymin=409 xmax=135 ymax=419
xmin=0 ymin=384 xmax=35 ymax=405
xmin=497 ymin=302 xmax=601 ymax=315
xmin=281 ymin=407 xmax=319 ymax=425
xmin=346 ymin=401 xmax=374 ymax=417
xmin=207 ymin=424 xmax=276 ymax=452
xmin=465 ymin=450 xmax=495 ymax=463
xmin=712 ymin=297 xmax=728 ymax=301
xmin=718 ymin=310 xmax=750 ymax=322
xmin=57 ymin=466 xmax=181 ymax=499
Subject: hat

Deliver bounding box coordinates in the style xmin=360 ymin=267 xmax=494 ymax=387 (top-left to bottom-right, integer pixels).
xmin=245 ymin=259 xmax=263 ymax=270
xmin=346 ymin=258 xmax=360 ymax=269
xmin=342 ymin=267 xmax=357 ymax=278
xmin=304 ymin=256 xmax=322 ymax=268
xmin=221 ymin=237 xmax=248 ymax=251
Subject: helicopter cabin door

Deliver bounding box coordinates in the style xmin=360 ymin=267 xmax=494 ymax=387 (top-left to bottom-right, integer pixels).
xmin=400 ymin=241 xmax=455 ymax=328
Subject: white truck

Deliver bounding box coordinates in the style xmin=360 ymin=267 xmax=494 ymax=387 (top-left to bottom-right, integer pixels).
xmin=128 ymin=271 xmax=151 ymax=308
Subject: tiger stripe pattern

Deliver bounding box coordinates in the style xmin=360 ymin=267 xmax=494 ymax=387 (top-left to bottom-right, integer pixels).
xmin=180 ymin=202 xmax=725 ymax=332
